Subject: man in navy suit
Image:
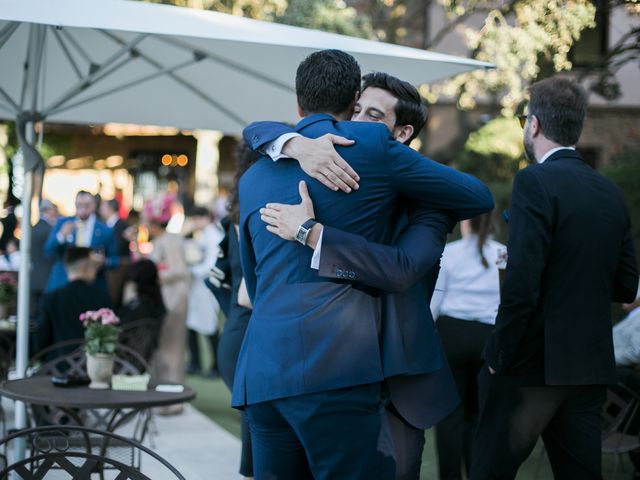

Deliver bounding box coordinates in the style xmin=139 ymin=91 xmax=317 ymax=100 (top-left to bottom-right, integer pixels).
xmin=45 ymin=190 xmax=119 ymax=294
xmin=235 ymin=50 xmax=493 ymax=479
xmin=249 ymin=72 xmax=463 ymax=479
xmin=472 ymin=77 xmax=638 ymax=479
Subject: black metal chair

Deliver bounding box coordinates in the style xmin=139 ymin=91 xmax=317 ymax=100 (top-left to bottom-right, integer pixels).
xmin=119 ymin=318 xmax=161 ymax=364
xmin=0 ymin=332 xmax=15 ymax=444
xmin=27 ymin=340 xmax=155 ymax=469
xmin=0 ymin=425 xmax=186 ymax=479
xmin=601 ymin=382 xmax=640 ymax=479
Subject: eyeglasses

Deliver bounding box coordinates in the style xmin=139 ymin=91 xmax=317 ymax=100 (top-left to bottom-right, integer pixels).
xmin=517 ymin=114 xmax=529 ymax=128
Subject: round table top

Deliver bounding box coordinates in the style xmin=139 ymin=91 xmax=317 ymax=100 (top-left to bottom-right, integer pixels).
xmin=0 ymin=376 xmax=196 ymax=409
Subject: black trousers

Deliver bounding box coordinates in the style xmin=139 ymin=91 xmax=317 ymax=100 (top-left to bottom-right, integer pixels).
xmin=436 ymin=316 xmax=494 ymax=480
xmin=470 ymin=366 xmax=606 ymax=480
xmin=187 ymin=329 xmax=219 ymax=372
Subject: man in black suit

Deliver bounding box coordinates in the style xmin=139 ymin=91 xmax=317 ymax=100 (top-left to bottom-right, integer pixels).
xmin=100 ymin=198 xmax=130 ymax=306
xmin=34 ymin=247 xmax=112 ymax=361
xmin=472 ymin=77 xmax=639 ymax=479
xmin=30 ymin=200 xmax=58 ymax=318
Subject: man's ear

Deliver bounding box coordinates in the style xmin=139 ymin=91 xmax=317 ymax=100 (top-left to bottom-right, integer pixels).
xmin=296 ymin=104 xmax=304 ymax=118
xmin=394 ymin=124 xmax=415 ymax=145
xmin=530 ymin=114 xmax=541 ymax=137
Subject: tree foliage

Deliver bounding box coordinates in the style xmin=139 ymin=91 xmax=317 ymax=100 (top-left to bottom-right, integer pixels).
xmin=419 ymin=0 xmax=596 ymax=116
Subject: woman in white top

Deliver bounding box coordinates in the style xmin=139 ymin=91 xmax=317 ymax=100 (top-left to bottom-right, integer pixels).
xmin=431 ymin=212 xmax=505 ymax=480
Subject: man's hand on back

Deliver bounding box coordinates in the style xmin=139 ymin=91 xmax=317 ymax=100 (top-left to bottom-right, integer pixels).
xmin=261 ymin=181 xmax=316 ymax=241
xmin=284 ymin=134 xmax=359 ymax=193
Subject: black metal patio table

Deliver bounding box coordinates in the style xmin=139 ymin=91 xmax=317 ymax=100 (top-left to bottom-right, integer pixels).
xmin=0 ymin=376 xmax=196 ymax=432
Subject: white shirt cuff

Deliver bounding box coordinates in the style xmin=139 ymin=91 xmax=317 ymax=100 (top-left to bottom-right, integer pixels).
xmin=310 ymin=228 xmax=324 ymax=270
xmin=263 ymin=133 xmax=301 ymax=161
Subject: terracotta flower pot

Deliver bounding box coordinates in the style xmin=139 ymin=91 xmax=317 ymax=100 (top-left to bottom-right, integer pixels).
xmin=86 ymin=353 xmax=115 ymax=389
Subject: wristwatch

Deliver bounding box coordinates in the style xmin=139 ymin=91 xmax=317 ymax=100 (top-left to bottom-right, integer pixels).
xmin=295 ymin=219 xmax=318 ymax=245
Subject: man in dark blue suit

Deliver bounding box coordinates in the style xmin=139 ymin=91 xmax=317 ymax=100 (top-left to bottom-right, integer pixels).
xmin=472 ymin=78 xmax=638 ymax=479
xmin=45 ymin=191 xmax=119 ymax=294
xmin=235 ymin=50 xmax=494 ymax=479
xmin=249 ymin=72 xmax=464 ymax=479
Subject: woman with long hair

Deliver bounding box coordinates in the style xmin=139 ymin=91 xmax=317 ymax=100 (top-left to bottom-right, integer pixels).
xmin=431 ymin=211 xmax=505 ymax=480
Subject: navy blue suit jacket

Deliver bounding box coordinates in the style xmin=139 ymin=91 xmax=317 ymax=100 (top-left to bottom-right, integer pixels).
xmin=234 ymin=114 xmax=493 ymax=408
xmin=44 ymin=216 xmax=119 ymax=293
xmin=484 ymin=149 xmax=638 ymax=384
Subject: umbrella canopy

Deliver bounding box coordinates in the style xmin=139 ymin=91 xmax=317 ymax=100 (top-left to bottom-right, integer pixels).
xmin=0 ymin=0 xmax=492 ymax=134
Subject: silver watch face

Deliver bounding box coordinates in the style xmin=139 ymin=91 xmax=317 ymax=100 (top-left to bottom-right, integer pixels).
xmin=296 ymin=226 xmax=309 ymax=244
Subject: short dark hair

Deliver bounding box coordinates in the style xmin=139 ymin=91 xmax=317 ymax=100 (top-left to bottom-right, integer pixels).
xmin=296 ymin=50 xmax=361 ymax=116
xmin=63 ymin=246 xmax=92 ymax=268
xmin=528 ymin=77 xmax=587 ymax=146
xmin=362 ymin=72 xmax=428 ymax=142
xmin=104 ymin=198 xmax=119 ymax=212
xmin=76 ymin=190 xmax=94 ymax=200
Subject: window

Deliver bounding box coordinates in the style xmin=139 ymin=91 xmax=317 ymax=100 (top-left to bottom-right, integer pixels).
xmin=569 ymin=0 xmax=609 ymax=68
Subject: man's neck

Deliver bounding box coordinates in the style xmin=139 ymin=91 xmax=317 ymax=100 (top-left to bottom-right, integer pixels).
xmin=67 ymin=274 xmax=89 ymax=283
xmin=536 ymin=141 xmax=574 ymax=164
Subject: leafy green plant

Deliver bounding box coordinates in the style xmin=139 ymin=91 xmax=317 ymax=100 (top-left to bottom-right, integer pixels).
xmin=80 ymin=308 xmax=121 ymax=355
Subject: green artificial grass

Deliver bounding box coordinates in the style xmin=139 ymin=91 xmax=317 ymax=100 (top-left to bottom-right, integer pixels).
xmin=187 ymin=377 xmax=621 ymax=479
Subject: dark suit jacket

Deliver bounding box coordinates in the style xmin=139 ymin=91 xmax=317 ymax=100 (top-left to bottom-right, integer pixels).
xmin=233 ymin=114 xmax=493 ymax=407
xmin=44 ymin=216 xmax=119 ymax=293
xmin=34 ymin=279 xmax=113 ymax=361
xmin=484 ymin=149 xmax=638 ymax=385
xmin=111 ymin=218 xmax=131 ymax=259
xmin=319 ymin=209 xmax=460 ymax=429
xmin=31 ymin=219 xmax=54 ymax=294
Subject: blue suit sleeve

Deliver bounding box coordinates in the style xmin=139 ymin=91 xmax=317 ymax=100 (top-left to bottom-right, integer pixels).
xmin=44 ymin=218 xmax=72 ymax=259
xmin=318 ymin=210 xmax=453 ymax=292
xmin=386 ymin=135 xmax=494 ymax=221
xmin=243 ymin=122 xmax=296 ymax=152
xmin=483 ymin=168 xmax=552 ymax=373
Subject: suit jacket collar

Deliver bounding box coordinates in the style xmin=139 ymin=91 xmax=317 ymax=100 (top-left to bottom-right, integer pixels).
xmin=543 ymin=148 xmax=583 ymax=164
xmin=296 ymin=113 xmax=337 ymax=131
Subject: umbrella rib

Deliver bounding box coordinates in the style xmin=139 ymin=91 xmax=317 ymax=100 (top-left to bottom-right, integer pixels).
xmin=59 ymin=27 xmax=94 ymax=65
xmin=155 ymin=36 xmax=294 ymax=93
xmin=44 ymin=32 xmax=149 ymax=113
xmin=19 ymin=24 xmax=47 ymax=112
xmin=100 ymin=30 xmax=248 ymax=128
xmin=0 ymin=22 xmax=20 ymax=50
xmin=0 ymin=86 xmax=19 ymax=113
xmin=44 ymin=57 xmax=200 ymax=116
xmin=50 ymin=26 xmax=84 ymax=80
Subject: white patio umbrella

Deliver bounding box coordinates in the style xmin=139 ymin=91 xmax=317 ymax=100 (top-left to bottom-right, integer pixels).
xmin=0 ymin=0 xmax=493 ymax=437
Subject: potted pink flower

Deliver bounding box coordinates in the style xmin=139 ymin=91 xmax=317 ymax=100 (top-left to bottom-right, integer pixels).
xmin=80 ymin=308 xmax=120 ymax=389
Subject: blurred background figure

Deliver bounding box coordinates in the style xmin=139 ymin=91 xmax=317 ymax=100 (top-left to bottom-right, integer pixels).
xmin=0 ymin=239 xmax=19 ymax=271
xmin=30 ymin=200 xmax=59 ymax=317
xmin=144 ymin=193 xmax=190 ymax=415
xmin=0 ymin=199 xmax=18 ymax=254
xmin=33 ymin=246 xmax=112 ymax=362
xmin=118 ymin=259 xmax=167 ymax=362
xmin=100 ymin=198 xmax=131 ymax=307
xmin=213 ymin=144 xmax=259 ymax=480
xmin=430 ymin=212 xmax=504 ymax=480
xmin=44 ymin=190 xmax=118 ymax=294
xmin=185 ymin=206 xmax=223 ymax=377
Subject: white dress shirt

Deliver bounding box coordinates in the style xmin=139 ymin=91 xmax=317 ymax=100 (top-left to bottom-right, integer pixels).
xmin=430 ymin=235 xmax=506 ymax=325
xmin=538 ymin=146 xmax=575 ymax=164
xmin=613 ymin=306 xmax=640 ymax=366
